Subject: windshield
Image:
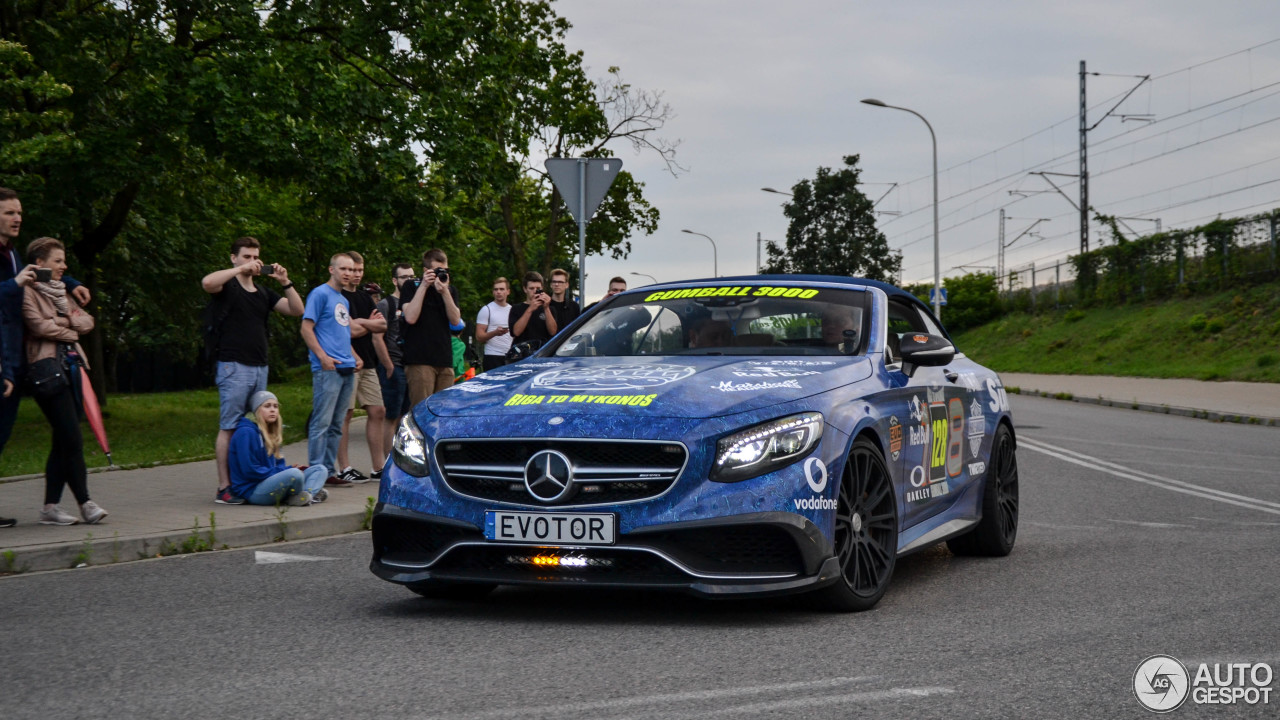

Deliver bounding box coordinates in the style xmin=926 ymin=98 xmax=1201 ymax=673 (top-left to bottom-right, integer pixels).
xmin=551 ymin=284 xmax=870 ymax=357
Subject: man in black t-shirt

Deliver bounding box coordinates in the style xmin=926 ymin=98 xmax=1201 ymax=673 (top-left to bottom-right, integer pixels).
xmin=546 ymin=268 xmax=581 ymax=329
xmin=510 ymin=271 xmax=558 ymax=351
xmin=400 ymin=248 xmax=463 ymax=407
xmin=336 ymin=251 xmax=387 ymax=484
xmin=200 ymin=236 xmax=304 ymax=504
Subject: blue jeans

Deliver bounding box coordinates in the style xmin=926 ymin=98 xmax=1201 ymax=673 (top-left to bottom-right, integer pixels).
xmin=308 ymin=370 xmax=355 ymax=474
xmin=216 ymin=361 xmax=268 ymax=430
xmin=246 ymin=465 xmax=329 ymax=505
xmin=378 ymin=364 xmax=408 ymax=418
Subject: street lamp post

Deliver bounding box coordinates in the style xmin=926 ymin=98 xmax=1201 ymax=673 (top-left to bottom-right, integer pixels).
xmin=861 ymin=98 xmax=941 ymax=319
xmin=629 ymin=271 xmax=657 ymax=285
xmin=680 ymin=229 xmax=718 ymax=277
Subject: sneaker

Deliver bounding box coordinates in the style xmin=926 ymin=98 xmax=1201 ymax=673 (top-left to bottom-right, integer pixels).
xmin=39 ymin=505 xmax=78 ymax=526
xmin=340 ymin=466 xmax=371 ymax=484
xmin=370 ymin=469 xmax=382 ymax=481
xmin=325 ymin=475 xmax=353 ymax=487
xmin=312 ymin=489 xmax=329 ymax=504
xmin=0 ymin=516 xmax=16 ymax=528
xmin=215 ymin=487 xmax=247 ymax=505
xmin=80 ymin=501 xmax=108 ymax=524
xmin=285 ymin=490 xmax=313 ymax=507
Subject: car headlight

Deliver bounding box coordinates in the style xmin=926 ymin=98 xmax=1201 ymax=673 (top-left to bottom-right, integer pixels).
xmin=711 ymin=412 xmax=824 ymax=483
xmin=391 ymin=412 xmax=430 ymax=477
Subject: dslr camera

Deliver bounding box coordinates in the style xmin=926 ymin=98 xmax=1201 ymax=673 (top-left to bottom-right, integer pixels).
xmin=433 ymin=268 xmax=450 ymax=284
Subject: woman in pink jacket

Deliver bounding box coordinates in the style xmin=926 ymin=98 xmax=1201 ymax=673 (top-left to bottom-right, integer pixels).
xmin=22 ymin=237 xmax=106 ymax=526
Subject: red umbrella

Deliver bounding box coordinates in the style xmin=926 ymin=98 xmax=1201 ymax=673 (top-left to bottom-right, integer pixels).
xmin=79 ymin=366 xmax=113 ymax=465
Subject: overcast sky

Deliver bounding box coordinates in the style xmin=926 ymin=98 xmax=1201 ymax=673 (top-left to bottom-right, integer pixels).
xmin=553 ymin=0 xmax=1280 ymax=301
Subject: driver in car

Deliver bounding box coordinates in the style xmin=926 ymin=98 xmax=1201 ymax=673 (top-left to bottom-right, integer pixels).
xmin=688 ymin=319 xmax=733 ymax=349
xmin=821 ymin=306 xmax=860 ymax=351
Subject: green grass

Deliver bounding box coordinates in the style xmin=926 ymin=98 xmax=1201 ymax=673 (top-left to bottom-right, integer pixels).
xmin=0 ymin=367 xmax=315 ymax=478
xmin=953 ymin=281 xmax=1280 ymax=382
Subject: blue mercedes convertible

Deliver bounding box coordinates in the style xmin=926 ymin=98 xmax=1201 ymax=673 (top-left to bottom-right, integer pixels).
xmin=370 ymin=275 xmax=1019 ymax=611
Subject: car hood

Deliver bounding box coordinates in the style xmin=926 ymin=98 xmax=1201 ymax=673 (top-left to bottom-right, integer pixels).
xmin=425 ymin=355 xmax=873 ymax=419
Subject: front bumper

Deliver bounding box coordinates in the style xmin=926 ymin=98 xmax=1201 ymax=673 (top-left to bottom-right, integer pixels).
xmin=370 ymin=503 xmax=841 ymax=598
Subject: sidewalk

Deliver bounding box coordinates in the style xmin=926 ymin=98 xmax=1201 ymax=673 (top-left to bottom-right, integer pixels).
xmin=0 ymin=419 xmax=383 ymax=574
xmin=1000 ymin=373 xmax=1280 ymax=426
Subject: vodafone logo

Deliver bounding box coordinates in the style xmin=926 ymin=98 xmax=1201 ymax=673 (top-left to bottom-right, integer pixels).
xmin=804 ymin=457 xmax=827 ymax=493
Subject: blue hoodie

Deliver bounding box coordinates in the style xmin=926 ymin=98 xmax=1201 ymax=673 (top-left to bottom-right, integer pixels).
xmin=228 ymin=416 xmax=289 ymax=499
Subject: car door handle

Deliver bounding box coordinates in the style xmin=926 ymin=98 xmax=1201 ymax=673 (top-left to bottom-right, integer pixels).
xmin=945 ymin=370 xmax=959 ymax=383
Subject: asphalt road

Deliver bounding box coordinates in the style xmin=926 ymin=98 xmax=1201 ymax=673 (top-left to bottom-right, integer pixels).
xmin=1 ymin=395 xmax=1277 ymax=719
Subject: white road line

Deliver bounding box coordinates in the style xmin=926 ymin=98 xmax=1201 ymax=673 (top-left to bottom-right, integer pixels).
xmin=254 ymin=551 xmax=337 ymax=564
xmin=614 ymin=687 xmax=955 ymax=720
xmin=1020 ymin=437 xmax=1280 ymax=517
xmin=432 ymin=677 xmax=879 ymax=720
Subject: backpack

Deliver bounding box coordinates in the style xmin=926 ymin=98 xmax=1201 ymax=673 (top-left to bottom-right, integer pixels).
xmin=200 ymin=291 xmax=233 ymax=373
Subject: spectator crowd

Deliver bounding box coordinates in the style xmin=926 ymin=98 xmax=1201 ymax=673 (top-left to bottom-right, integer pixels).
xmin=0 ymin=186 xmax=630 ymax=522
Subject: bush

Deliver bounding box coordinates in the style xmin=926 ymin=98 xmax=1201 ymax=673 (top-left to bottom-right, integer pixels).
xmin=1064 ymin=309 xmax=1086 ymax=323
xmin=1258 ymin=354 xmax=1278 ymax=368
xmin=1188 ymin=314 xmax=1207 ymax=332
xmin=1206 ymin=319 xmax=1226 ymax=333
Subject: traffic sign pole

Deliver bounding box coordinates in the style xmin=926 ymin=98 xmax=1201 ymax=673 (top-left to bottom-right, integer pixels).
xmin=578 ymin=159 xmax=587 ymax=305
xmin=544 ymin=157 xmax=623 ymax=306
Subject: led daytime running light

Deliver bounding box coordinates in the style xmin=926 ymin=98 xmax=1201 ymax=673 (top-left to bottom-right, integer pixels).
xmin=712 ymin=412 xmax=823 ymax=482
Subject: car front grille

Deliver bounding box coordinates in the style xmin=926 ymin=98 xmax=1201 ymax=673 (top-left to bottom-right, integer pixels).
xmin=435 ymin=439 xmax=687 ymax=507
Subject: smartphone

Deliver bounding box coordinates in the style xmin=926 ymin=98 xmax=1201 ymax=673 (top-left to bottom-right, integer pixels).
xmin=35 ymin=268 xmax=53 ymax=283
xmin=259 ymin=263 xmax=276 ymax=275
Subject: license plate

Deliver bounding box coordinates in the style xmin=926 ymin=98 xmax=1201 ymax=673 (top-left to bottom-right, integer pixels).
xmin=484 ymin=511 xmax=616 ymax=545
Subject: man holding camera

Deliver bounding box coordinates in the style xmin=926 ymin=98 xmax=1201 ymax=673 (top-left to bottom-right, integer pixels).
xmin=200 ymin=236 xmax=303 ymax=504
xmin=547 ymin=268 xmax=581 ymax=328
xmin=510 ymin=271 xmax=558 ymax=350
xmin=400 ymin=248 xmax=463 ymax=408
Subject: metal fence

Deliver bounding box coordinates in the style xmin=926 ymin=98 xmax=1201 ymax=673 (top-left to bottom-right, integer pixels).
xmin=1001 ymin=208 xmax=1279 ymax=311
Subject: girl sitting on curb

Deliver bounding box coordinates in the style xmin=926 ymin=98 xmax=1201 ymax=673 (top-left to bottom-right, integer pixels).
xmin=229 ymin=391 xmax=328 ymax=506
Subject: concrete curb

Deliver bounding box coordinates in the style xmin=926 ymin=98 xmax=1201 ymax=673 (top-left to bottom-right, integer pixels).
xmin=1007 ymin=386 xmax=1280 ymax=427
xmin=1 ymin=509 xmax=371 ymax=575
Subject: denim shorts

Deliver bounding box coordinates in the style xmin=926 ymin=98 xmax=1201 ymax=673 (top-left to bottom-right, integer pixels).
xmin=216 ymin=361 xmax=268 ymax=430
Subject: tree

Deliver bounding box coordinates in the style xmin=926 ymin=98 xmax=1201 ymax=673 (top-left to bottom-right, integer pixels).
xmin=2 ymin=1 xmax=665 ymax=390
xmin=764 ymin=155 xmax=901 ymax=281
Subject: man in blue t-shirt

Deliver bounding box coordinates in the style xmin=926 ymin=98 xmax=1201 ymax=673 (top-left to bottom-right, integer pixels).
xmin=300 ymin=253 xmax=359 ymax=486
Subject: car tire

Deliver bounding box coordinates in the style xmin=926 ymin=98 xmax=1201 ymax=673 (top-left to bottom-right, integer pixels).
xmin=813 ymin=437 xmax=899 ymax=612
xmin=947 ymin=423 xmax=1019 ymax=557
xmin=407 ymin=580 xmax=496 ymax=600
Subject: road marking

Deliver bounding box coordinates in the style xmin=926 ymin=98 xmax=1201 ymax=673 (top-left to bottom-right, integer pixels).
xmin=613 ymin=687 xmax=955 ymax=720
xmin=1020 ymin=437 xmax=1280 ymax=516
xmin=435 ymin=677 xmax=884 ymax=720
xmin=1106 ymin=519 xmax=1194 ymax=529
xmin=1024 ymin=521 xmax=1105 ymax=530
xmin=1046 ymin=435 xmax=1279 ymax=462
xmin=254 ymin=551 xmax=337 ymax=564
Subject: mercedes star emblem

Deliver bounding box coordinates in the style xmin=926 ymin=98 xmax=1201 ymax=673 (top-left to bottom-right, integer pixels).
xmin=524 ymin=449 xmax=575 ymax=503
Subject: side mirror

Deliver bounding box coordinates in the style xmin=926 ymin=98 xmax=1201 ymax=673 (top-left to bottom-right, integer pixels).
xmin=505 ymin=339 xmax=542 ymax=362
xmin=898 ymin=333 xmax=955 ymax=376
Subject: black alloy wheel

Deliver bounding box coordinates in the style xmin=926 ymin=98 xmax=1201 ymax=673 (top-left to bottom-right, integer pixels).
xmin=814 ymin=437 xmax=898 ymax=612
xmin=947 ymin=423 xmax=1019 ymax=556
